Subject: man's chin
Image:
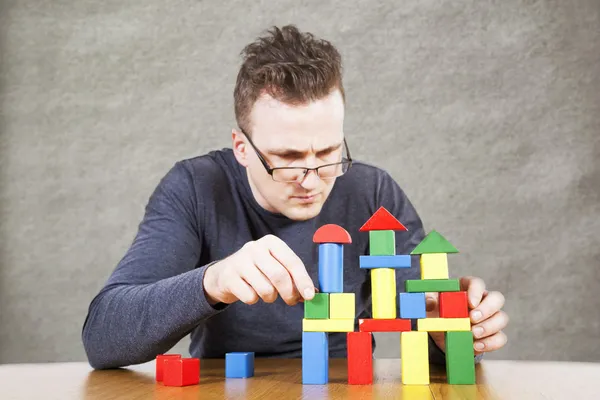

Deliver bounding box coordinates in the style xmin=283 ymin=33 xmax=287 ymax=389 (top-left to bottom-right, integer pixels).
xmin=283 ymin=202 xmax=323 ymax=221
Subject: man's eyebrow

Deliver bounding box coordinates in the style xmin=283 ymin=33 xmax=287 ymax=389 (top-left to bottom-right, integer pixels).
xmin=267 ymin=142 xmax=343 ymax=157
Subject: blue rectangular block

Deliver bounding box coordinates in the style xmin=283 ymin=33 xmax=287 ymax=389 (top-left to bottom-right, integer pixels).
xmin=318 ymin=243 xmax=343 ymax=293
xmin=302 ymin=331 xmax=329 ymax=384
xmin=225 ymin=352 xmax=255 ymax=378
xmin=399 ymin=292 xmax=426 ymax=319
xmin=359 ymin=255 xmax=411 ymax=269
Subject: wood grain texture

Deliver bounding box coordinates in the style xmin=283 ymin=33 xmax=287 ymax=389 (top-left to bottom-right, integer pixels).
xmin=1 ymin=358 xmax=599 ymax=399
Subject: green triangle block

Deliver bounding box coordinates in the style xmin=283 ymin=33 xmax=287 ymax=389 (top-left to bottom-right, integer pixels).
xmin=410 ymin=230 xmax=458 ymax=254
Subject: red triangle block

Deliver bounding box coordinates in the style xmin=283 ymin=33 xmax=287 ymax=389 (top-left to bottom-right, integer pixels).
xmin=313 ymin=224 xmax=352 ymax=244
xmin=359 ymin=206 xmax=407 ymax=232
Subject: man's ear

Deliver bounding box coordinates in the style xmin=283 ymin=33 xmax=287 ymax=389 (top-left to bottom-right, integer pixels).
xmin=232 ymin=128 xmax=249 ymax=167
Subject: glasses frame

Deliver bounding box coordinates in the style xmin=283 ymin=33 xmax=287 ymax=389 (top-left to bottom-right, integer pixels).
xmin=239 ymin=129 xmax=353 ymax=183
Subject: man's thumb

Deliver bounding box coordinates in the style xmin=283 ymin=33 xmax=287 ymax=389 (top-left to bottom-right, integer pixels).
xmin=425 ymin=294 xmax=437 ymax=312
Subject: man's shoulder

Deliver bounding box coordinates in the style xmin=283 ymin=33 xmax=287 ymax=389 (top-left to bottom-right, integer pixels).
xmin=165 ymin=148 xmax=237 ymax=185
xmin=335 ymin=159 xmax=399 ymax=193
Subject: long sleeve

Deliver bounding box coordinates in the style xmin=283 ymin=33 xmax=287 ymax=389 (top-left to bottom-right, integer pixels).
xmin=81 ymin=162 xmax=226 ymax=369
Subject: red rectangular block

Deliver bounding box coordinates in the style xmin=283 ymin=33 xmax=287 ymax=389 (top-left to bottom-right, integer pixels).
xmin=358 ymin=318 xmax=411 ymax=332
xmin=347 ymin=332 xmax=373 ymax=385
xmin=163 ymin=358 xmax=200 ymax=387
xmin=439 ymin=291 xmax=469 ymax=318
xmin=155 ymin=354 xmax=181 ymax=382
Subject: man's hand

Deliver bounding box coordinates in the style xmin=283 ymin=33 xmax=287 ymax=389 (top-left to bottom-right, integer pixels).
xmin=426 ymin=276 xmax=509 ymax=355
xmin=203 ymin=234 xmax=316 ymax=306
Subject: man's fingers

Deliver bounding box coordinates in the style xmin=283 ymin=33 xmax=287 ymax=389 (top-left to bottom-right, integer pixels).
xmin=472 ymin=310 xmax=509 ymax=340
xmin=252 ymin=242 xmax=298 ymax=305
xmin=262 ymin=235 xmax=315 ymax=300
xmin=460 ymin=276 xmax=487 ymax=308
xmin=425 ymin=292 xmax=438 ymax=313
xmin=470 ymin=291 xmax=505 ymax=324
xmin=239 ymin=265 xmax=278 ymax=303
xmin=473 ymin=330 xmax=507 ymax=353
xmin=229 ymin=277 xmax=259 ymax=305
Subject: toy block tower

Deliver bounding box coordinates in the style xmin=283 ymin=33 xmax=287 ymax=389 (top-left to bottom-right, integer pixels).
xmin=302 ymin=224 xmax=355 ymax=385
xmin=408 ymin=230 xmax=476 ymax=384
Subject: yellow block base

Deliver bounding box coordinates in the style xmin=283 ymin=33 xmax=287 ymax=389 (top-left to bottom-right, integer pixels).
xmin=417 ymin=318 xmax=471 ymax=332
xmin=302 ymin=318 xmax=354 ymax=332
xmin=329 ymin=293 xmax=355 ymax=319
xmin=401 ymin=331 xmax=430 ymax=384
xmin=420 ymin=253 xmax=449 ymax=279
xmin=371 ymin=268 xmax=397 ymax=319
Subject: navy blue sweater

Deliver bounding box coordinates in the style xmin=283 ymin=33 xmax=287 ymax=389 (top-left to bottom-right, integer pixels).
xmin=82 ymin=148 xmax=459 ymax=369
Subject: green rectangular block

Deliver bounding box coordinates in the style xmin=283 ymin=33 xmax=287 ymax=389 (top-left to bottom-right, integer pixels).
xmin=369 ymin=230 xmax=395 ymax=255
xmin=445 ymin=331 xmax=476 ymax=384
xmin=405 ymin=279 xmax=460 ymax=292
xmin=304 ymin=293 xmax=329 ymax=319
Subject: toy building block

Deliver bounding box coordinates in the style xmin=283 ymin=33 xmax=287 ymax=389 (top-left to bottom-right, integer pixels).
xmin=359 ymin=206 xmax=407 ymax=231
xmin=163 ymin=357 xmax=200 ymax=387
xmin=330 ymin=293 xmax=355 ymax=319
xmin=305 ymin=293 xmax=329 ymax=319
xmin=318 ymin=243 xmax=344 ymax=293
xmin=358 ymin=318 xmax=411 ymax=332
xmin=347 ymin=332 xmax=373 ymax=385
xmin=399 ymin=292 xmax=426 ymax=319
xmin=359 ymin=255 xmax=411 ymax=269
xmin=368 ymin=231 xmax=395 ymax=255
xmin=417 ymin=317 xmax=470 ymax=332
xmin=445 ymin=331 xmax=476 ymax=384
xmin=302 ymin=331 xmax=329 ymax=384
xmin=155 ymin=354 xmax=181 ymax=382
xmin=405 ymin=279 xmax=460 ymax=293
xmin=371 ymin=268 xmax=397 ymax=318
xmin=439 ymin=291 xmax=469 ymax=318
xmin=225 ymin=352 xmax=255 ymax=378
xmin=420 ymin=253 xmax=449 ymax=279
xmin=303 ymin=318 xmax=354 ymax=332
xmin=313 ymin=223 xmax=352 ymax=244
xmin=401 ymin=332 xmax=430 ymax=385
xmin=411 ymin=230 xmax=458 ymax=254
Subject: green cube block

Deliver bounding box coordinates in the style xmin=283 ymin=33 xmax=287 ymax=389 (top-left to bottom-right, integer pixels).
xmin=369 ymin=230 xmax=395 ymax=255
xmin=304 ymin=293 xmax=329 ymax=319
xmin=405 ymin=279 xmax=460 ymax=292
xmin=445 ymin=331 xmax=476 ymax=384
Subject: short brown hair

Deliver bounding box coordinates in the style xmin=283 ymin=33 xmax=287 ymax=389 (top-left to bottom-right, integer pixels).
xmin=234 ymin=25 xmax=345 ymax=135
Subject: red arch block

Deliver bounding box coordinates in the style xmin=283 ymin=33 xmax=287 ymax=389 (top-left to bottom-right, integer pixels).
xmin=313 ymin=224 xmax=352 ymax=244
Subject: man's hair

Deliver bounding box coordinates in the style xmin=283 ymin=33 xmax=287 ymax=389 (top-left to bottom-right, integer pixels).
xmin=234 ymin=25 xmax=345 ymax=135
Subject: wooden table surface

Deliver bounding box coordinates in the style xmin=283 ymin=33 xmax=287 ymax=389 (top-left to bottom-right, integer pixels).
xmin=1 ymin=358 xmax=598 ymax=400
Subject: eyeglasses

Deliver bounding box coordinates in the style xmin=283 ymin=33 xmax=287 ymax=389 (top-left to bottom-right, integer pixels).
xmin=240 ymin=129 xmax=353 ymax=183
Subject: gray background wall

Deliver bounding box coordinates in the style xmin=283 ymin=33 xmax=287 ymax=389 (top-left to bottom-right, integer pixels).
xmin=1 ymin=0 xmax=599 ymax=364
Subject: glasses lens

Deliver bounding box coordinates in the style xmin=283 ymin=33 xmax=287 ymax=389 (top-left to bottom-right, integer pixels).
xmin=272 ymin=168 xmax=306 ymax=182
xmin=318 ymin=161 xmax=349 ymax=179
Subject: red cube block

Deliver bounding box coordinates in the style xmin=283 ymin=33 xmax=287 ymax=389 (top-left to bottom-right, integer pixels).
xmin=163 ymin=358 xmax=200 ymax=387
xmin=439 ymin=291 xmax=469 ymax=318
xmin=347 ymin=332 xmax=373 ymax=385
xmin=155 ymin=354 xmax=181 ymax=382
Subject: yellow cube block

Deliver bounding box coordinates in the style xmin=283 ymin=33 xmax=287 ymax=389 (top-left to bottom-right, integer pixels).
xmin=420 ymin=253 xmax=449 ymax=279
xmin=329 ymin=293 xmax=355 ymax=319
xmin=401 ymin=331 xmax=430 ymax=384
xmin=417 ymin=318 xmax=470 ymax=332
xmin=371 ymin=268 xmax=396 ymax=319
xmin=302 ymin=318 xmax=354 ymax=332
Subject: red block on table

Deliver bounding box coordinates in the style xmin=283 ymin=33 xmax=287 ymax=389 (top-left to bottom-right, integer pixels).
xmin=439 ymin=291 xmax=469 ymax=318
xmin=163 ymin=358 xmax=200 ymax=387
xmin=155 ymin=354 xmax=181 ymax=382
xmin=347 ymin=332 xmax=373 ymax=384
xmin=358 ymin=318 xmax=411 ymax=332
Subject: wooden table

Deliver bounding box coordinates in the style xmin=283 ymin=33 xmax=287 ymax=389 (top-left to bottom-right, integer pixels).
xmin=1 ymin=358 xmax=598 ymax=399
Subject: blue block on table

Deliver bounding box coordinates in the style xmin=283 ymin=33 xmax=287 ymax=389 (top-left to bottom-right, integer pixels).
xmin=399 ymin=292 xmax=426 ymax=319
xmin=318 ymin=243 xmax=343 ymax=293
xmin=359 ymin=255 xmax=411 ymax=269
xmin=302 ymin=331 xmax=328 ymax=384
xmin=225 ymin=352 xmax=255 ymax=378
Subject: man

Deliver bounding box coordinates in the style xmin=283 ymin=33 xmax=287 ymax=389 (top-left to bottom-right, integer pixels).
xmin=82 ymin=25 xmax=508 ymax=370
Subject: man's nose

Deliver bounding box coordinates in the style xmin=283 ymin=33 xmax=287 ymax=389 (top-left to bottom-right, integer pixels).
xmin=299 ymin=169 xmax=320 ymax=190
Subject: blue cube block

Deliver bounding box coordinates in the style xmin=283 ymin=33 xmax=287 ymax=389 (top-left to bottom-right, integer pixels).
xmin=302 ymin=331 xmax=328 ymax=384
xmin=318 ymin=243 xmax=343 ymax=293
xmin=225 ymin=352 xmax=254 ymax=378
xmin=399 ymin=292 xmax=426 ymax=319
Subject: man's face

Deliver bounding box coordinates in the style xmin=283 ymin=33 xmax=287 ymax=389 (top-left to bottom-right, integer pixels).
xmin=233 ymin=89 xmax=346 ymax=220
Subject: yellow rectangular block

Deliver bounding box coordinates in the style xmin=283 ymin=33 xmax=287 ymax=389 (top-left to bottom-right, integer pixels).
xmin=420 ymin=253 xmax=449 ymax=279
xmin=329 ymin=293 xmax=355 ymax=319
xmin=302 ymin=318 xmax=354 ymax=332
xmin=371 ymin=268 xmax=396 ymax=319
xmin=417 ymin=318 xmax=470 ymax=332
xmin=401 ymin=331 xmax=430 ymax=384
